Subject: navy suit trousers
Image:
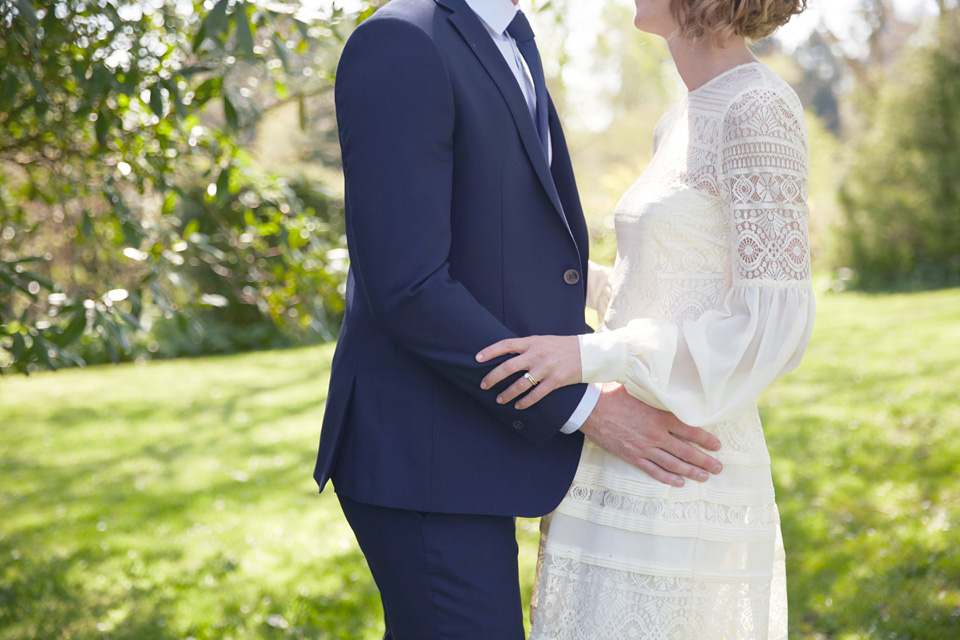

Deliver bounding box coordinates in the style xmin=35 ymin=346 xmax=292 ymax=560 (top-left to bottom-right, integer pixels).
xmin=339 ymin=494 xmax=525 ymax=639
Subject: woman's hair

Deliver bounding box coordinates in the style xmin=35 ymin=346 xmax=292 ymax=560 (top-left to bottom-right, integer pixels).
xmin=670 ymin=0 xmax=807 ymax=45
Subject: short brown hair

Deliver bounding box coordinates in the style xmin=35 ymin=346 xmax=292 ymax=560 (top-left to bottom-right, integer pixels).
xmin=670 ymin=0 xmax=807 ymax=44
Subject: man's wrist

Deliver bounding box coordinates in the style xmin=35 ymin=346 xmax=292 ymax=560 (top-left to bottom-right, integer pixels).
xmin=559 ymin=383 xmax=602 ymax=433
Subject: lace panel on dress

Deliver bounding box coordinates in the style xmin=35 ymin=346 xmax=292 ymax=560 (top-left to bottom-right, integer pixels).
xmin=532 ymin=554 xmax=784 ymax=640
xmin=720 ymin=87 xmax=811 ymax=285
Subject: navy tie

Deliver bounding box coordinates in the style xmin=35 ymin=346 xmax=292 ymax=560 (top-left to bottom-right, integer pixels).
xmin=507 ymin=11 xmax=549 ymax=160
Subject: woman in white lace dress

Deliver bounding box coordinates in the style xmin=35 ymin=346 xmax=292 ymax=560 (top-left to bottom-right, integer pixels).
xmin=476 ymin=0 xmax=812 ymax=637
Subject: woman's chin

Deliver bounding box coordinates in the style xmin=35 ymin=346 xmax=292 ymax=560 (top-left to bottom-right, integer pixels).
xmin=633 ymin=16 xmax=666 ymax=36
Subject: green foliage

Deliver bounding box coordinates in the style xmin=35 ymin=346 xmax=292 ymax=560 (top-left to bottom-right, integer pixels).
xmin=2 ymin=290 xmax=959 ymax=638
xmin=837 ymin=11 xmax=960 ymax=290
xmin=0 ymin=0 xmax=364 ymax=374
xmin=120 ymin=169 xmax=348 ymax=362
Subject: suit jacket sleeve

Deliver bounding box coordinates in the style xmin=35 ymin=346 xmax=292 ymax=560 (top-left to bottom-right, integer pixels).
xmin=334 ymin=17 xmax=587 ymax=445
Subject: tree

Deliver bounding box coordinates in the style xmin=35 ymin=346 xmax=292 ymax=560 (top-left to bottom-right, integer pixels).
xmin=792 ymin=29 xmax=843 ymax=133
xmin=0 ymin=0 xmax=374 ymax=373
xmin=837 ymin=9 xmax=960 ymax=289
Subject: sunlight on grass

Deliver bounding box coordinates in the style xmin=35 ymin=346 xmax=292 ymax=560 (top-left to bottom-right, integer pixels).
xmin=764 ymin=290 xmax=960 ymax=639
xmin=0 ymin=347 xmax=379 ymax=639
xmin=1 ymin=289 xmax=959 ymax=638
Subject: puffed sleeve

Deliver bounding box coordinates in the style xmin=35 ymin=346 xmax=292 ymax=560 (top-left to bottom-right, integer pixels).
xmin=577 ymin=86 xmax=815 ymax=426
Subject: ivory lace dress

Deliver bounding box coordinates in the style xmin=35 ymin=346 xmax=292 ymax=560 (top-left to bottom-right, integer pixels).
xmin=530 ymin=63 xmax=814 ymax=640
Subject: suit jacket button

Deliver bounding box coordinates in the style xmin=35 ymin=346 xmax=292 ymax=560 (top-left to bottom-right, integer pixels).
xmin=563 ymin=269 xmax=581 ymax=285
xmin=512 ymin=420 xmax=524 ymax=430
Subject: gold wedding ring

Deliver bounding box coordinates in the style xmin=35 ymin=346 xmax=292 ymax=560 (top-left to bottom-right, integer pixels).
xmin=523 ymin=372 xmax=539 ymax=387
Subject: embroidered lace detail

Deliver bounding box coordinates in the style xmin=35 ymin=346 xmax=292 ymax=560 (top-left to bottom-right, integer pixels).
xmin=562 ymin=484 xmax=780 ymax=530
xmin=721 ymin=86 xmax=810 ymax=283
xmin=710 ymin=409 xmax=770 ymax=457
xmin=601 ymin=63 xmax=810 ymax=331
xmin=532 ymin=554 xmax=787 ymax=640
xmin=531 ymin=64 xmax=804 ymax=640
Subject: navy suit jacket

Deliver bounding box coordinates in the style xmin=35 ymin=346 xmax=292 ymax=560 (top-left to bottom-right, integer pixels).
xmin=314 ymin=0 xmax=590 ymax=517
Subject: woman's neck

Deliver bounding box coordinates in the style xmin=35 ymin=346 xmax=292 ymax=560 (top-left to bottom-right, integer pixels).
xmin=666 ymin=36 xmax=758 ymax=92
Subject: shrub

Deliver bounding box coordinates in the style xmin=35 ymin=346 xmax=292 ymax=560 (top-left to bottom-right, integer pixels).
xmin=837 ymin=12 xmax=960 ymax=290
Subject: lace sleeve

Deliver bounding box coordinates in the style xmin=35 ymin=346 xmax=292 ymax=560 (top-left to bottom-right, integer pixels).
xmin=719 ymin=86 xmax=811 ymax=286
xmin=577 ymin=85 xmax=815 ymax=426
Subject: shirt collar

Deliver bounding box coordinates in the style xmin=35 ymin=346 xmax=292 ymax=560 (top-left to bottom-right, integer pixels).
xmin=463 ymin=0 xmax=518 ymax=36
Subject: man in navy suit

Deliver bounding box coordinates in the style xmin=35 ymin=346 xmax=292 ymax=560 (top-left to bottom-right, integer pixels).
xmin=314 ymin=0 xmax=723 ymax=636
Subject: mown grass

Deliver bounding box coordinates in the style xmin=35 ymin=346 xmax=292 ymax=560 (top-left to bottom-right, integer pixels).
xmin=763 ymin=289 xmax=960 ymax=639
xmin=0 ymin=347 xmax=381 ymax=639
xmin=1 ymin=289 xmax=958 ymax=639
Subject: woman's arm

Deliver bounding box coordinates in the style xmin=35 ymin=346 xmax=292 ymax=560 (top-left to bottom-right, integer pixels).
xmin=479 ymin=86 xmax=815 ymax=425
xmin=586 ymin=260 xmax=613 ymax=318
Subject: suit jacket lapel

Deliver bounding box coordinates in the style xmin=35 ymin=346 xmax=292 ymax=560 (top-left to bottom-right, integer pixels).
xmin=439 ymin=0 xmax=569 ymax=229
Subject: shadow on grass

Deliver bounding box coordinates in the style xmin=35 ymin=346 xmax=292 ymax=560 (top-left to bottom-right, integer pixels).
xmin=0 ymin=346 xmax=384 ymax=638
xmin=10 ymin=371 xmax=329 ymax=433
xmin=1 ymin=366 xmax=328 ymax=531
xmin=0 ymin=539 xmax=181 ymax=640
xmin=246 ymin=550 xmax=382 ymax=640
xmin=0 ymin=537 xmax=381 ymax=640
xmin=1 ymin=448 xmax=318 ymax=550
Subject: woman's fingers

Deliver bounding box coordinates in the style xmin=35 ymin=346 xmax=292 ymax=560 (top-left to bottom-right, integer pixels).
xmin=477 ymin=338 xmax=533 ymax=389
xmin=478 ymin=335 xmax=579 ymax=407
xmin=513 ymin=376 xmax=558 ymax=409
xmin=480 ymin=353 xmax=532 ymax=390
xmin=497 ymin=370 xmax=561 ymax=408
xmin=475 ymin=338 xmax=529 ymax=363
xmin=495 ymin=369 xmax=545 ymax=404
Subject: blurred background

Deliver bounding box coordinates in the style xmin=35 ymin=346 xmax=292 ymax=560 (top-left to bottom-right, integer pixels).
xmin=1 ymin=0 xmax=957 ymax=638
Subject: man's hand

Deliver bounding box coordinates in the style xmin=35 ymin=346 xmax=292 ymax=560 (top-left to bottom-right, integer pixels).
xmin=580 ymin=384 xmax=723 ymax=487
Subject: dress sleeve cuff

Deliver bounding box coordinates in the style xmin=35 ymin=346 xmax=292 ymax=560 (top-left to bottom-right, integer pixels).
xmin=579 ymin=330 xmax=628 ymax=384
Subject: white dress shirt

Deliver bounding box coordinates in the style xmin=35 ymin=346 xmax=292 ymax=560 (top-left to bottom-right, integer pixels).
xmin=464 ymin=0 xmax=600 ymax=433
xmin=464 ymin=0 xmax=552 ymax=164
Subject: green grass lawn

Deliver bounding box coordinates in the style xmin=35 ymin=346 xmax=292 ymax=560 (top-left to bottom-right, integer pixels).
xmin=1 ymin=289 xmax=959 ymax=639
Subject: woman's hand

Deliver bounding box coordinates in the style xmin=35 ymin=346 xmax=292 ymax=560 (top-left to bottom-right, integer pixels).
xmin=476 ymin=335 xmax=581 ymax=409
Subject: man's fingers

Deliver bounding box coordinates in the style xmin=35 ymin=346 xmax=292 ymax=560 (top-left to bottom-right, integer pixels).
xmin=476 ymin=338 xmax=527 ymax=363
xmin=634 ymin=458 xmax=685 ymax=488
xmin=646 ymin=447 xmax=711 ymax=483
xmin=661 ymin=438 xmax=723 ymax=476
xmin=580 ymin=385 xmax=725 ymax=487
xmin=673 ymin=423 xmax=722 ymax=452
xmin=595 ymin=439 xmax=686 ymax=488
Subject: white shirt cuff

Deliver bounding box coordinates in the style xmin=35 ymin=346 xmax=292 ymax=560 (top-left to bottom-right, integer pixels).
xmin=578 ymin=330 xmax=628 ymax=384
xmin=560 ymin=383 xmax=602 ymax=433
